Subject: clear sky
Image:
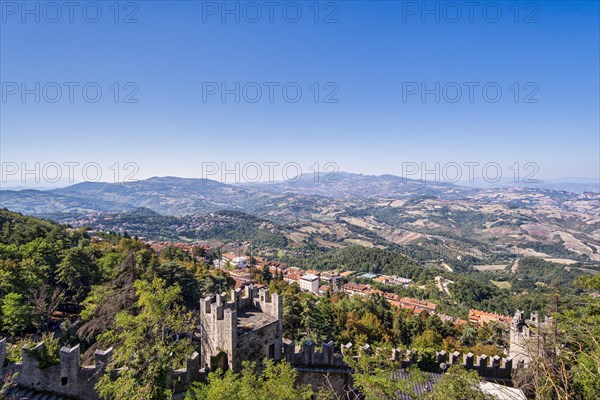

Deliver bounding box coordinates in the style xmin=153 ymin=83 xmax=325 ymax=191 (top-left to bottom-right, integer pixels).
xmin=1 ymin=1 xmax=599 ymax=184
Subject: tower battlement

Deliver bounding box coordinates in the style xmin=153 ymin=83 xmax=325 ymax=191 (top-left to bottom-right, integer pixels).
xmin=509 ymin=310 xmax=554 ymax=366
xmin=199 ymin=285 xmax=283 ymax=372
xmin=200 ymin=285 xmax=281 ymax=321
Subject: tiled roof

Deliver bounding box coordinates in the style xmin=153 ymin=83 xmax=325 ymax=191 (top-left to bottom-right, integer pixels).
xmin=285 ymin=273 xmax=301 ymax=281
xmin=469 ymin=309 xmax=511 ymax=325
xmin=400 ymin=297 xmax=438 ymax=312
xmin=342 ymin=282 xmax=371 ymax=293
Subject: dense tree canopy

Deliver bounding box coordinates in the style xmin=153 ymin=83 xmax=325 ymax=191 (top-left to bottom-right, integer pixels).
xmin=186 ymin=360 xmax=313 ymax=400
xmin=96 ymin=278 xmax=195 ymax=400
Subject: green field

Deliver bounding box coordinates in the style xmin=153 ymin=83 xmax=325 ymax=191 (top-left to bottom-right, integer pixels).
xmin=490 ymin=280 xmax=512 ymax=289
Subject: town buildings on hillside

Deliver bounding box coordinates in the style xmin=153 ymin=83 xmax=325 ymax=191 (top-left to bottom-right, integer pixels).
xmin=148 ymin=245 xmax=510 ymax=330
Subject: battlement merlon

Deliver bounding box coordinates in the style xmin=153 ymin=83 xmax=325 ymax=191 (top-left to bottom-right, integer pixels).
xmin=186 ymin=351 xmax=202 ymax=382
xmin=224 ymin=307 xmax=237 ymax=347
xmin=530 ymin=312 xmax=539 ymax=325
xmin=95 ymin=347 xmax=114 ymax=366
xmin=232 ymin=288 xmax=242 ymax=309
xmin=22 ymin=342 xmax=46 ymax=369
xmin=255 ymin=289 xmax=282 ymax=321
xmin=0 ymin=337 xmax=6 ymax=368
xmin=60 ymin=344 xmax=81 ymax=384
xmin=512 ymin=310 xmax=525 ymax=326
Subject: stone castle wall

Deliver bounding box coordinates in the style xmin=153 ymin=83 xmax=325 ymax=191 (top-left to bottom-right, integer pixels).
xmin=1 ymin=296 xmax=542 ymax=399
xmin=280 ymin=340 xmax=516 ymax=397
xmin=284 ymin=340 xmax=514 ymax=379
xmin=235 ymin=320 xmax=279 ymax=371
xmin=0 ymin=339 xmax=205 ymax=400
xmin=1 ymin=337 xmax=518 ymax=399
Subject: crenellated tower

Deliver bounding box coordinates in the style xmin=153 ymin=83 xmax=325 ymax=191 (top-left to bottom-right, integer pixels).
xmin=199 ymin=285 xmax=283 ymax=372
xmin=509 ymin=310 xmax=554 ymax=367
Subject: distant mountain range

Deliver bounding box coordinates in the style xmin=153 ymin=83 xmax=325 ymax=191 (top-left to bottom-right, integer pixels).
xmin=1 ymin=173 xmax=472 ymax=216
xmin=2 ymin=173 xmax=597 ymax=193
xmin=238 ymin=172 xmax=472 ymax=198
xmin=458 ymin=177 xmax=599 ymax=193
xmin=1 ymin=173 xmax=599 ymax=266
xmin=1 ymin=176 xmax=250 ymax=216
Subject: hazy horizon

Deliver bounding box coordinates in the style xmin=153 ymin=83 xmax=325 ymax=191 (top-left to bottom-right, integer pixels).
xmin=1 ymin=171 xmax=598 ymax=191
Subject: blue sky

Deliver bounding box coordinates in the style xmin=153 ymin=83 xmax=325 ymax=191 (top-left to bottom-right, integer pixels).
xmin=1 ymin=1 xmax=599 ymax=183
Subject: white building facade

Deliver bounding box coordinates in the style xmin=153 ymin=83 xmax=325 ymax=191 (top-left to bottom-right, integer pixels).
xmin=299 ymin=274 xmax=320 ymax=293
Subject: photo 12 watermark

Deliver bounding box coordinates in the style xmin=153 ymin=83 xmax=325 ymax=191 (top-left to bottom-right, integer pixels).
xmin=400 ymin=161 xmax=540 ymax=183
xmin=401 ymin=82 xmax=539 ymax=104
xmin=201 ymin=81 xmax=339 ymax=104
xmin=200 ymin=1 xmax=339 ymax=24
xmin=400 ymin=1 xmax=539 ymax=24
xmin=201 ymin=161 xmax=340 ymax=183
xmin=1 ymin=1 xmax=140 ymax=24
xmin=1 ymin=82 xmax=140 ymax=104
xmin=1 ymin=162 xmax=140 ymax=184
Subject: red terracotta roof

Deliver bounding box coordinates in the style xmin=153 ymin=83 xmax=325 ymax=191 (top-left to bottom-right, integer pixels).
xmin=468 ymin=309 xmax=511 ymax=326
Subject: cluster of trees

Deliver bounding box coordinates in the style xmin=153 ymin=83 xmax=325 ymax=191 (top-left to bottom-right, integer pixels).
xmin=0 ymin=210 xmax=236 ymax=360
xmin=268 ymin=280 xmax=506 ymax=359
xmin=511 ymin=257 xmax=585 ymax=290
xmin=95 ymin=278 xmax=196 ymax=399
xmin=0 ymin=209 xmax=102 ymax=336
xmin=449 ymin=277 xmax=497 ymax=310
xmin=0 ymin=210 xmax=240 ymax=398
xmin=186 ymin=360 xmax=314 ymax=400
xmin=280 ymin=246 xmax=439 ymax=283
xmin=523 ymin=240 xmax=589 ymax=262
xmin=94 ymin=208 xmax=289 ymax=248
